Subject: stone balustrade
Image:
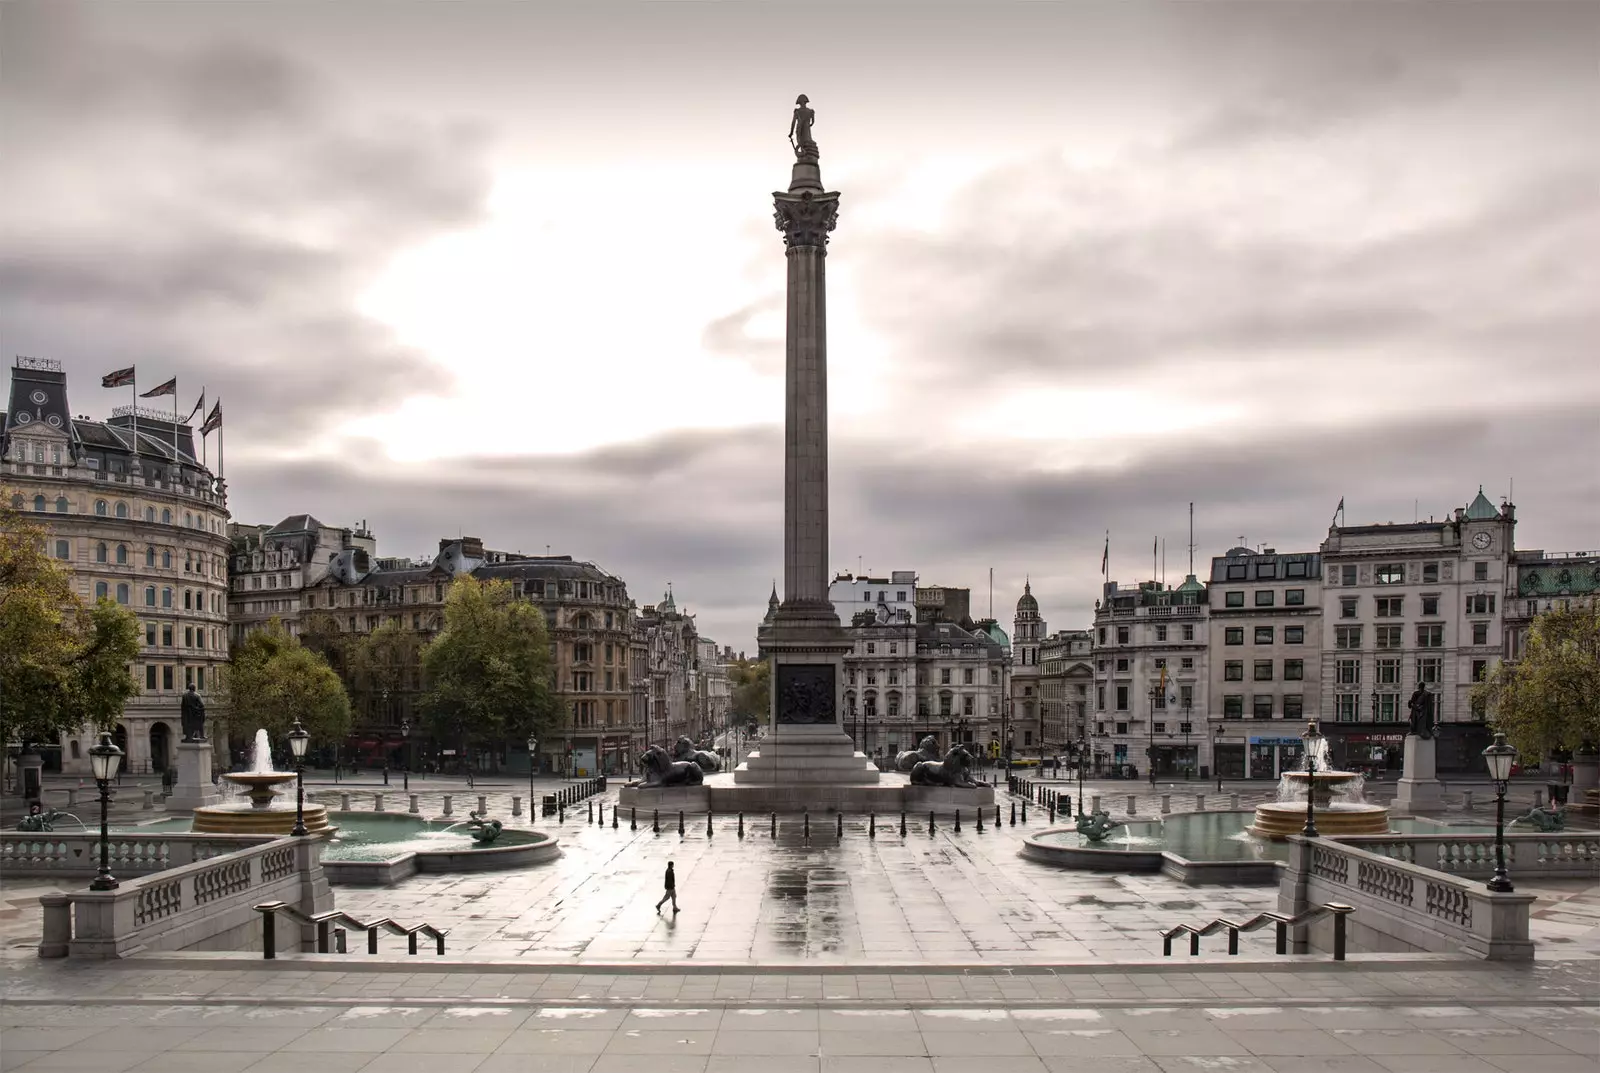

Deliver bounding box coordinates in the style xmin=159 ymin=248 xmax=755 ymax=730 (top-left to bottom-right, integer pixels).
xmin=1337 ymin=832 xmax=1600 ymax=881
xmin=37 ymin=834 xmax=331 ymax=959
xmin=1278 ymin=834 xmax=1535 ymax=961
xmin=3 ymin=832 xmax=273 ymax=879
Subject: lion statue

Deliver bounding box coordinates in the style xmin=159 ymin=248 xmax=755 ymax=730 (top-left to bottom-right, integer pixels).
xmin=639 ymin=744 xmax=705 ymax=787
xmin=673 ymin=736 xmax=722 ymax=774
xmin=910 ymin=746 xmax=979 ymax=788
xmin=895 ymin=735 xmax=941 ymax=772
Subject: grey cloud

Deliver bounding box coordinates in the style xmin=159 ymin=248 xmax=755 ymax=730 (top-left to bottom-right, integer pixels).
xmin=0 ymin=4 xmax=494 ymax=446
xmin=702 ymin=295 xmax=783 ymax=375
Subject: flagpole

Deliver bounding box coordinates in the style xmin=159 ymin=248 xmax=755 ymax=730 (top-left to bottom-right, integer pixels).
xmin=218 ymin=403 xmax=225 ymax=501
xmin=130 ymin=368 xmax=138 ymax=470
xmin=172 ymin=381 xmax=180 ymax=475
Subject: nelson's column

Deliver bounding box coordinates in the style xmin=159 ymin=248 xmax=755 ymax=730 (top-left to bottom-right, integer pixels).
xmin=740 ymin=95 xmax=881 ymax=790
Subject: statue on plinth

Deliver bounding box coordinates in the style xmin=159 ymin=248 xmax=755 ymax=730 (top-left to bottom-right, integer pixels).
xmin=909 ymin=747 xmax=979 ymax=788
xmin=788 ymin=94 xmax=817 ymax=160
xmin=895 ymin=735 xmax=941 ymax=772
xmin=638 ymin=744 xmax=705 ymax=787
xmin=180 ymin=685 xmax=207 ymax=743
xmin=673 ymin=736 xmax=722 ymax=774
xmin=1406 ymin=686 xmax=1435 ymax=740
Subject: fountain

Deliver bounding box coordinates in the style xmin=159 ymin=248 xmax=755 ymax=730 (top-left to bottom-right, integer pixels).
xmin=1248 ymin=721 xmax=1390 ymax=839
xmin=191 ymin=729 xmax=331 ymax=835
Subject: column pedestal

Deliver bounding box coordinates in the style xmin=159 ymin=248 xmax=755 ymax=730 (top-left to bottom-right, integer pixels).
xmin=1393 ymin=734 xmax=1445 ymax=812
xmin=166 ymin=741 xmax=221 ymax=812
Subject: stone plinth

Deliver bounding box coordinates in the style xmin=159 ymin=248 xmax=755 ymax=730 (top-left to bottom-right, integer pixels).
xmin=1393 ymin=734 xmax=1446 ymax=813
xmin=165 ymin=742 xmax=221 ymax=812
xmin=617 ymin=771 xmax=992 ymax=814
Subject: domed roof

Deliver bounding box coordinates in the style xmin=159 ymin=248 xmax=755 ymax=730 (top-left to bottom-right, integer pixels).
xmin=1016 ymin=578 xmax=1039 ymax=614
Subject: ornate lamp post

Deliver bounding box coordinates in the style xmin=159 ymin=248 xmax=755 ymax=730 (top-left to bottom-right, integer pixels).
xmin=288 ymin=720 xmax=310 ymax=836
xmin=401 ymin=719 xmax=411 ymax=791
xmin=1483 ymin=731 xmax=1518 ymax=893
xmin=1146 ymin=684 xmax=1159 ymax=786
xmin=1215 ymin=723 xmax=1226 ymax=792
xmin=527 ymin=733 xmax=539 ymax=808
xmin=88 ymin=733 xmax=124 ymax=891
xmin=1301 ymin=719 xmax=1322 ymax=838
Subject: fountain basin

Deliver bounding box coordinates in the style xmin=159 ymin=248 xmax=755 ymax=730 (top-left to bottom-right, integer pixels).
xmin=1247 ymin=801 xmax=1390 ymax=840
xmin=191 ymin=799 xmax=332 ymax=835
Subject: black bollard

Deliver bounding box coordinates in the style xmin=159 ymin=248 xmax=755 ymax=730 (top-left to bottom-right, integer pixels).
xmin=1022 ymin=800 xmax=1028 ymax=823
xmin=995 ymin=805 xmax=1002 ymax=828
xmin=559 ymin=804 xmax=565 ymax=823
xmin=653 ymin=809 xmax=660 ymax=834
xmin=678 ymin=810 xmax=685 ymax=836
xmin=837 ymin=812 xmax=843 ymax=837
xmin=631 ymin=806 xmax=637 ymax=831
xmin=955 ymin=809 xmax=962 ymax=833
xmin=1010 ymin=802 xmax=1017 ymax=826
xmin=770 ymin=812 xmax=777 ymax=838
xmin=929 ymin=810 xmax=936 ymax=834
xmin=870 ymin=813 xmax=876 ymax=838
xmin=976 ymin=808 xmax=983 ymax=833
xmin=708 ymin=812 xmax=714 ymax=838
xmin=738 ymin=812 xmax=745 ymax=838
xmin=1049 ymin=799 xmax=1056 ymax=824
xmin=1064 ymin=794 xmax=1073 ymax=816
xmin=588 ymin=801 xmax=593 ymax=824
xmin=612 ymin=806 xmax=619 ymax=829
xmin=900 ymin=811 xmax=907 ymax=837
xmin=804 ymin=811 xmax=810 ymax=839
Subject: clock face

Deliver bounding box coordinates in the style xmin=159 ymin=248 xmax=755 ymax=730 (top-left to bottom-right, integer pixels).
xmin=1472 ymin=532 xmax=1492 ymax=550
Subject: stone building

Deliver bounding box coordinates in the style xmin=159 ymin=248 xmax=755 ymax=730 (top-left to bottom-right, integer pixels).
xmin=1039 ymin=629 xmax=1094 ymax=755
xmin=695 ymin=637 xmax=731 ymax=745
xmin=1091 ymin=575 xmax=1209 ymax=778
xmin=228 ymin=515 xmax=376 ymax=643
xmin=829 ymin=570 xmax=918 ymax=623
xmin=1504 ymin=549 xmax=1600 ymax=660
xmin=636 ymin=589 xmax=699 ymax=749
xmin=3 ymin=357 xmax=231 ymax=776
xmin=1008 ymin=582 xmax=1044 ymax=761
xmin=1316 ymin=490 xmax=1512 ymax=774
xmin=1206 ymin=547 xmax=1324 ymax=780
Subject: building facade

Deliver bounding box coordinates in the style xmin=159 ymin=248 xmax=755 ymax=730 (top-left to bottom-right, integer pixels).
xmin=228 ymin=515 xmax=376 ymax=643
xmin=695 ymin=637 xmax=731 ymax=746
xmin=1316 ymin=490 xmax=1512 ymax=774
xmin=1009 ymin=582 xmax=1044 ymax=760
xmin=1504 ymin=550 xmax=1600 ymax=661
xmin=1039 ymin=630 xmax=1094 ymax=755
xmin=1092 ymin=576 xmax=1209 ymax=778
xmin=3 ymin=357 xmax=231 ymax=776
xmin=636 ymin=590 xmax=699 ymax=751
xmin=1206 ymin=547 xmax=1324 ymax=780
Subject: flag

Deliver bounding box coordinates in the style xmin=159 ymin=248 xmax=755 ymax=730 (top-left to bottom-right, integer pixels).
xmin=140 ymin=377 xmax=177 ymax=398
xmin=1101 ymin=534 xmax=1109 ymax=575
xmin=185 ymin=390 xmax=206 ymax=423
xmin=200 ymin=400 xmax=222 ymax=435
xmin=1332 ymin=496 xmax=1345 ymax=526
xmin=101 ymin=366 xmax=136 ymax=388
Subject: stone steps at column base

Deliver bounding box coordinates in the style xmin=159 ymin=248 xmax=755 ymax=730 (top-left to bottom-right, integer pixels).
xmin=615 ymin=783 xmax=994 ymax=813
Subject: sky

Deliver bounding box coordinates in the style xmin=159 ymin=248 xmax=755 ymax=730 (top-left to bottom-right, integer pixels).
xmin=3 ymin=1 xmax=1598 ymax=651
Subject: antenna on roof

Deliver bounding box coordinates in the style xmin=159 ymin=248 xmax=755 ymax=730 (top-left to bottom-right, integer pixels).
xmin=1187 ymin=502 xmax=1195 ymax=575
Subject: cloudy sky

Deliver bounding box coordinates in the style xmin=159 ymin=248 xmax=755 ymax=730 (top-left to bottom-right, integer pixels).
xmin=4 ymin=1 xmax=1597 ymax=649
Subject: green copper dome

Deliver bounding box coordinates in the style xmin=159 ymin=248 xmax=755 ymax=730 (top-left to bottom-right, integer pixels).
xmin=1465 ymin=486 xmax=1499 ymax=521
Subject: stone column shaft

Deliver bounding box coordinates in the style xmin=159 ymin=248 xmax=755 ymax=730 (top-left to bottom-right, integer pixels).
xmin=784 ymin=244 xmax=829 ymax=605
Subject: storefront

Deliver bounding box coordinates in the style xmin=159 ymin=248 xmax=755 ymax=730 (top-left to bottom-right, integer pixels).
xmin=1213 ymin=743 xmax=1247 ymax=780
xmin=1248 ymin=735 xmax=1306 ymax=779
xmin=1339 ymin=733 xmax=1405 ymax=778
xmin=1151 ymin=744 xmax=1200 ymax=778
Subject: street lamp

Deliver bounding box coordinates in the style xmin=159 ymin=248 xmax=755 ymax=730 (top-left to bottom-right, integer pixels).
xmin=288 ymin=720 xmax=310 ymax=836
xmin=527 ymin=734 xmax=539 ymax=810
xmin=400 ymin=719 xmax=410 ymax=791
xmin=1300 ymin=719 xmax=1322 ymax=838
xmin=1483 ymin=731 xmax=1518 ymax=893
xmin=88 ymin=733 xmax=124 ymax=891
xmin=1215 ymin=723 xmax=1226 ymax=792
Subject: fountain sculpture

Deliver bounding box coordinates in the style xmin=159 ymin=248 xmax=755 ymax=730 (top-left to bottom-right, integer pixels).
xmin=191 ymin=729 xmax=331 ymax=835
xmin=1248 ymin=721 xmax=1390 ymax=839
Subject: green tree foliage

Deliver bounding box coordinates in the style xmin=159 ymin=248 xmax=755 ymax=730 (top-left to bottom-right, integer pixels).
xmin=0 ymin=499 xmax=141 ymax=746
xmin=224 ymin=618 xmax=352 ymax=746
xmin=420 ymin=577 xmax=559 ymax=748
xmin=1475 ymin=603 xmax=1600 ymax=758
xmin=727 ymin=658 xmax=770 ymax=724
xmin=346 ymin=620 xmax=421 ymax=722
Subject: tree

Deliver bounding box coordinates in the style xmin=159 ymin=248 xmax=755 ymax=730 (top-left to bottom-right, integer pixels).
xmin=727 ymin=658 xmax=770 ymax=724
xmin=346 ymin=621 xmax=421 ymax=723
xmin=223 ymin=619 xmax=352 ymax=748
xmin=420 ymin=577 xmax=560 ymax=751
xmin=1474 ymin=603 xmax=1600 ymax=759
xmin=0 ymin=499 xmax=141 ymax=746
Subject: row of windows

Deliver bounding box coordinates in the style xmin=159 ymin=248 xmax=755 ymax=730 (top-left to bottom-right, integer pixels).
xmin=847 ymin=666 xmax=1004 ymax=687
xmin=1334 ymin=655 xmax=1453 ymax=686
xmin=1224 ymin=625 xmax=1307 ymax=646
xmin=1102 ymin=623 xmax=1199 ymax=645
xmin=1097 ymin=682 xmax=1197 ymax=712
xmin=1333 ymin=623 xmax=1493 ymax=648
xmin=142 ymin=620 xmax=226 ymax=652
xmin=1222 ymin=559 xmax=1313 ymax=581
xmin=91 ymin=580 xmax=221 ymax=613
xmin=9 ymin=491 xmax=212 ymax=531
xmin=1223 ymin=659 xmax=1305 ymax=682
xmin=1223 ymin=589 xmax=1307 ymax=608
xmin=569 ymin=670 xmax=630 ymax=691
xmin=1339 ymin=593 xmax=1496 ymax=618
xmin=568 ymin=698 xmax=632 ymax=727
xmin=142 ymin=664 xmax=212 ymax=692
xmin=1218 ymin=695 xmax=1308 ymax=720
xmin=1331 ymin=561 xmax=1491 ymax=586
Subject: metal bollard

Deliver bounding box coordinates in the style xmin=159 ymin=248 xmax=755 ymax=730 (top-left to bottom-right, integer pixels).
xmin=653 ymin=809 xmax=660 ymax=834
xmin=631 ymin=807 xmax=637 ymax=830
xmin=804 ymin=811 xmax=810 ymax=839
xmin=708 ymin=812 xmax=714 ymax=837
xmin=1010 ymin=802 xmax=1017 ymax=825
xmin=598 ymin=803 xmax=604 ymax=824
xmin=374 ymin=794 xmax=384 ymax=812
xmin=559 ymin=804 xmax=564 ymax=823
xmin=900 ymin=811 xmax=908 ymax=837
xmin=1127 ymin=794 xmax=1136 ymax=816
xmin=1049 ymin=799 xmax=1055 ymax=823
xmin=612 ymin=806 xmax=619 ymax=829
xmin=771 ymin=812 xmax=777 ymax=838
xmin=1161 ymin=794 xmax=1171 ymax=814
xmin=976 ymin=808 xmax=983 ymax=833
xmin=588 ymin=801 xmax=593 ymax=824
xmin=929 ymin=809 xmax=936 ymax=834
xmin=1462 ymin=790 xmax=1475 ymax=811
xmin=410 ymin=794 xmax=420 ymax=814
xmin=1021 ymin=800 xmax=1028 ymax=823
xmin=869 ymin=813 xmax=876 ymax=838
xmin=442 ymin=795 xmax=453 ymax=816
xmin=738 ymin=812 xmax=745 ymax=837
xmin=995 ymin=805 xmax=1002 ymax=827
xmin=678 ymin=810 xmax=685 ymax=835
xmin=837 ymin=812 xmax=843 ymax=836
xmin=1533 ymin=790 xmax=1544 ymax=809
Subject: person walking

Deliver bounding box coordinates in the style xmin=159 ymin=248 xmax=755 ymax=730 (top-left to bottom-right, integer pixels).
xmin=655 ymin=860 xmax=679 ymax=913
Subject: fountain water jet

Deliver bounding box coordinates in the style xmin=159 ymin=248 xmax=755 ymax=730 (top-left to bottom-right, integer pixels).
xmin=191 ymin=728 xmax=331 ymax=834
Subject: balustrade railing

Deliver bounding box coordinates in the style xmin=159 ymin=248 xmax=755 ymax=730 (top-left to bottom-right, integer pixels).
xmin=3 ymin=832 xmax=273 ymax=878
xmin=1336 ymin=832 xmax=1600 ymax=880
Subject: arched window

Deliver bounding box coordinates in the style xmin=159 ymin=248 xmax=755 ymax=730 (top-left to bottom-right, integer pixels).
xmin=95 ymin=581 xmax=108 ymax=601
xmin=116 ymin=583 xmax=130 ymax=604
xmin=185 ymin=511 xmax=192 ymax=527
xmin=115 ymin=544 xmax=127 ymax=565
xmin=184 ymin=590 xmax=192 ymax=611
xmin=33 ymin=495 xmax=45 ymax=512
xmin=145 ymin=506 xmax=155 ymax=522
xmin=161 ymin=508 xmax=171 ymax=524
xmin=9 ymin=494 xmax=22 ymax=510
xmin=96 ymin=542 xmax=108 ymax=563
xmin=146 ymin=546 xmax=155 ymax=567
xmin=145 ymin=586 xmax=156 ymax=607
xmin=55 ymin=496 xmax=68 ymax=513
xmin=162 ymin=550 xmax=171 ymax=568
xmin=162 ymin=587 xmax=173 ymax=609
xmin=70 ymin=741 xmax=81 ymax=760
xmin=116 ymin=502 xmax=129 ymax=519
xmin=95 ymin=500 xmax=108 ymax=517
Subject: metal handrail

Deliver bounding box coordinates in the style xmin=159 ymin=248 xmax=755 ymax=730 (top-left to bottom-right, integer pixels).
xmin=253 ymin=900 xmax=448 ymax=960
xmin=1162 ymin=901 xmax=1353 ymax=960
